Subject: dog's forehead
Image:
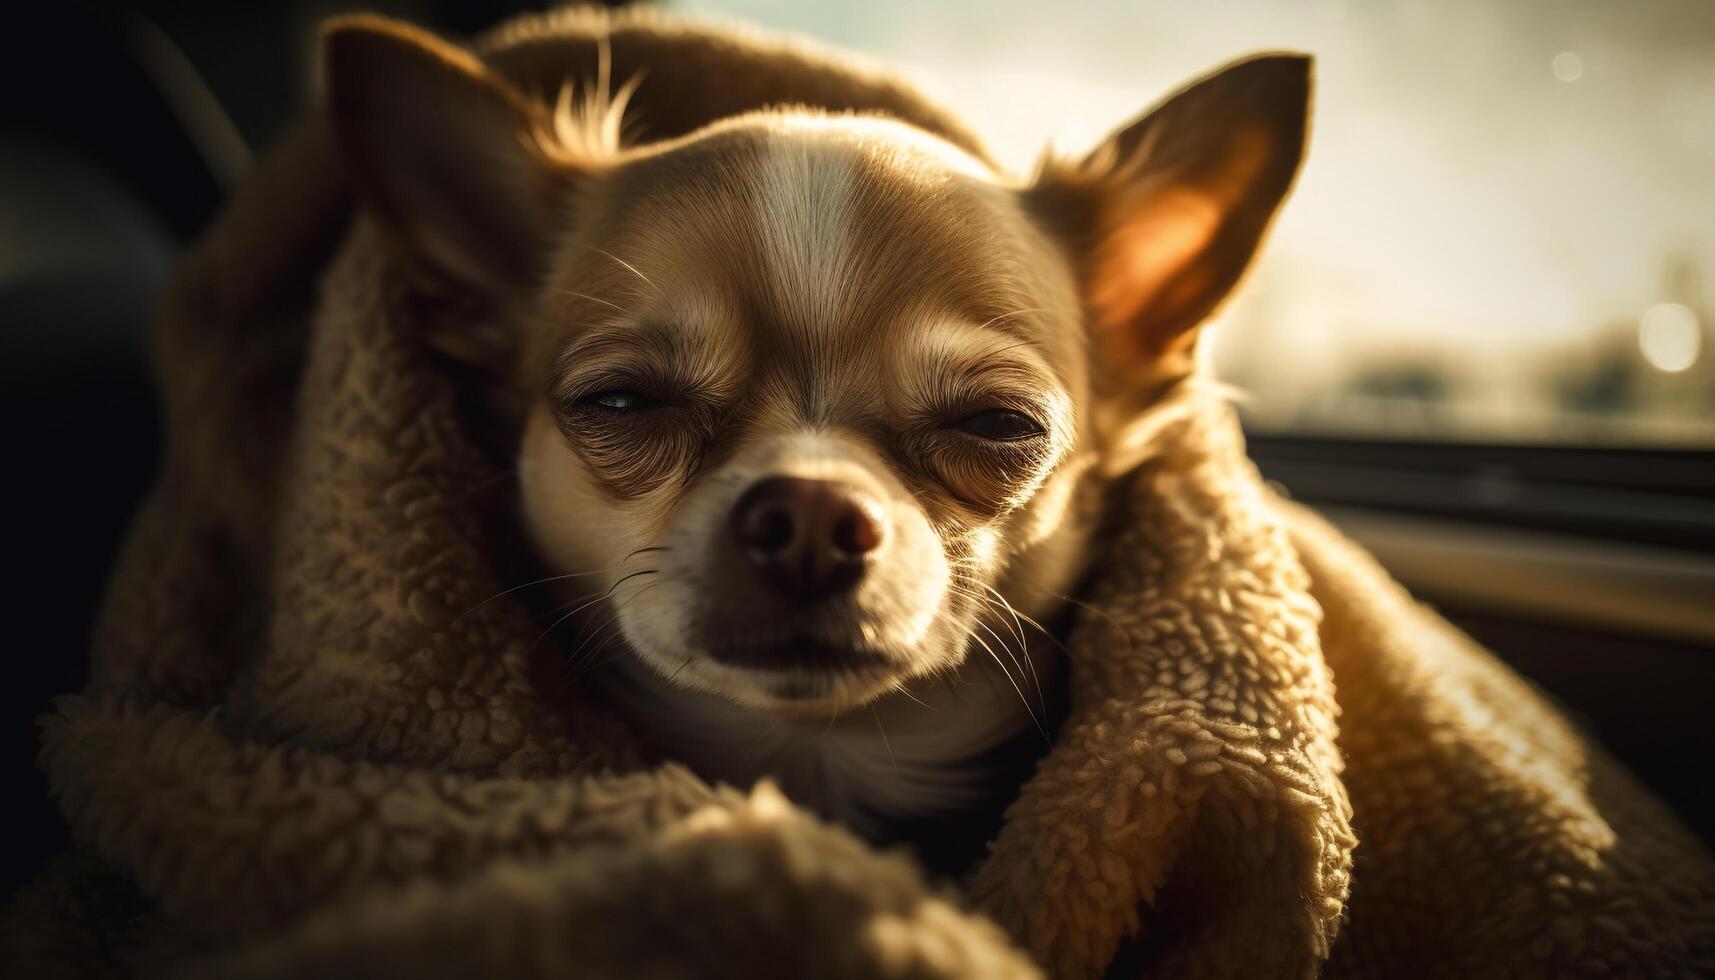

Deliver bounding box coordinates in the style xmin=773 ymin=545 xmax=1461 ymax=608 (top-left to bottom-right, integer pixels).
xmin=577 ymin=117 xmax=1063 ymax=356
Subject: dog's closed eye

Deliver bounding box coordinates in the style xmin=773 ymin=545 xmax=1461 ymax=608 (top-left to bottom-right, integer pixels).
xmin=580 ymin=390 xmax=659 ymax=411
xmin=554 ymin=380 xmax=720 ymax=498
xmin=953 ymin=409 xmax=1045 ymax=442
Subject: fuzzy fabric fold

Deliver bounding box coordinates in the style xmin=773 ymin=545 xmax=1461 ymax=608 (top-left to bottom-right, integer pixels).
xmin=7 ymin=9 xmax=1710 ymax=979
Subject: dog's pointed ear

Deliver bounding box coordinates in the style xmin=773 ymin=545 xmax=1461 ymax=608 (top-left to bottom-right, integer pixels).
xmin=321 ymin=16 xmax=566 ymax=293
xmin=1029 ymin=53 xmax=1310 ymax=412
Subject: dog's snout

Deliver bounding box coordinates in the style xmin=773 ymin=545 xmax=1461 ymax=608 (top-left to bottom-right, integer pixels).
xmin=730 ymin=477 xmax=882 ymax=602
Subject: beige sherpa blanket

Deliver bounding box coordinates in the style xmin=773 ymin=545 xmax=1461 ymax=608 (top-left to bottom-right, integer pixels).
xmin=7 ymin=9 xmax=1713 ymax=979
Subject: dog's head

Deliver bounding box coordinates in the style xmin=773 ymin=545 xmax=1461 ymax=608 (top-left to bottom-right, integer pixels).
xmin=323 ymin=18 xmax=1309 ymax=713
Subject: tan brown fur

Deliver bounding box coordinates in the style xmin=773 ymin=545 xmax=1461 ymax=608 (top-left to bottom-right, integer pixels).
xmin=313 ymin=8 xmax=1316 ymax=835
xmin=9 ymin=9 xmax=1711 ymax=980
xmin=514 ymin=116 xmax=1094 ymax=718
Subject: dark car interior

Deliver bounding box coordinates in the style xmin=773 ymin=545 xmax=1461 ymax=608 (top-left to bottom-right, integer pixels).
xmin=4 ymin=0 xmax=1710 ymax=902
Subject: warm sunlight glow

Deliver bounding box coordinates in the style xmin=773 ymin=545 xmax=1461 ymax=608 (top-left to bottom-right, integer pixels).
xmin=686 ymin=0 xmax=1715 ymax=445
xmin=1638 ymin=303 xmax=1702 ymax=373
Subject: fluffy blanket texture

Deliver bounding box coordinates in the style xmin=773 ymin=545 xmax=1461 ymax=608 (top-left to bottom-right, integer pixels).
xmin=6 ymin=9 xmax=1712 ymax=978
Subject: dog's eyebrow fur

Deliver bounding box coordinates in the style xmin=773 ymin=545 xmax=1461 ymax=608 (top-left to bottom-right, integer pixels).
xmin=556 ymin=320 xmax=681 ymax=364
xmin=549 ymin=318 xmax=732 ymax=399
xmin=967 ymin=308 xmax=1056 ymax=342
xmin=913 ymin=318 xmax=1065 ymax=383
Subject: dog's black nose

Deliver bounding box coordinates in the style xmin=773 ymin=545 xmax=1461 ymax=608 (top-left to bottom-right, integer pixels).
xmin=730 ymin=477 xmax=882 ymax=602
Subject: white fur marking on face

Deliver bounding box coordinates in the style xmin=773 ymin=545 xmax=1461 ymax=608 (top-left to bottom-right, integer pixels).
xmin=754 ymin=138 xmax=856 ymax=363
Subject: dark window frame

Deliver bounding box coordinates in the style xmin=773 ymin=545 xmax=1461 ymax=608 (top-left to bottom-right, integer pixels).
xmin=1245 ymin=432 xmax=1715 ymax=555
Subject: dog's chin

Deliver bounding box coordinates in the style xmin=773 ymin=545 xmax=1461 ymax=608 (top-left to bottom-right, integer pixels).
xmin=627 ymin=632 xmax=940 ymax=717
xmin=718 ymin=664 xmax=904 ymax=716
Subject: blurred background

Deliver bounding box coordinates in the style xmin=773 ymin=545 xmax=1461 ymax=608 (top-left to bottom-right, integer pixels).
xmin=687 ymin=0 xmax=1715 ymax=449
xmin=3 ymin=0 xmax=1710 ymax=896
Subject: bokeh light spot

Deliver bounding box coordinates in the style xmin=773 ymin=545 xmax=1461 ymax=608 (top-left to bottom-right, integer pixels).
xmin=1638 ymin=302 xmax=1701 ymax=373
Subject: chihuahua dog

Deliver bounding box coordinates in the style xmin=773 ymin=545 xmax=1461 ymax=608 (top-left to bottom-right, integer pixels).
xmin=322 ymin=14 xmax=1308 ymax=843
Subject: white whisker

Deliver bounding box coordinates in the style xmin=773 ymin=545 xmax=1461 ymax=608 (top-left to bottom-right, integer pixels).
xmin=581 ymin=243 xmax=664 ymax=298
xmin=947 ymin=583 xmax=1044 ymax=712
xmin=972 ymin=307 xmax=1050 ymax=333
xmin=529 ymin=568 xmax=658 ymax=652
xmin=870 ymin=704 xmax=897 ymax=768
xmin=456 ymin=564 xmax=642 ymax=623
xmin=965 ymin=627 xmax=1046 ymax=740
xmin=889 ymin=679 xmax=935 ymax=711
xmin=975 ymin=581 xmax=1054 ymax=721
xmin=552 ymin=289 xmax=633 ymax=317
